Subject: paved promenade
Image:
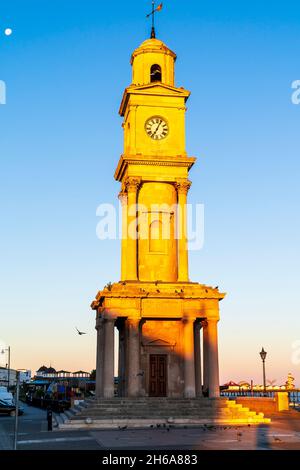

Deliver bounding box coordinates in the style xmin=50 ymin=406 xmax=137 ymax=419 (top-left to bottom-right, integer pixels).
xmin=0 ymin=404 xmax=300 ymax=450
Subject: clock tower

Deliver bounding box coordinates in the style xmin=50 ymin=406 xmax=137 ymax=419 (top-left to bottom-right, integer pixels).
xmin=116 ymin=38 xmax=195 ymax=283
xmin=92 ymin=37 xmax=225 ymax=400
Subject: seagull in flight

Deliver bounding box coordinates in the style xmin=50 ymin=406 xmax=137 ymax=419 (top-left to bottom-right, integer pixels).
xmin=75 ymin=327 xmax=87 ymax=336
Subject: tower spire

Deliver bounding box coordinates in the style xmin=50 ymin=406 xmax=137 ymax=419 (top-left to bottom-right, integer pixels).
xmin=146 ymin=2 xmax=163 ymax=39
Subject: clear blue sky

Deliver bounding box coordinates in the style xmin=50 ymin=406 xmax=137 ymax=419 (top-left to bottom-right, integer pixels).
xmin=1 ymin=0 xmax=300 ymax=385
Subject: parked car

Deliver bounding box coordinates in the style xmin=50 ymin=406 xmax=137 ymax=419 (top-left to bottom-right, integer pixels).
xmin=0 ymin=387 xmax=24 ymax=416
xmin=0 ymin=398 xmax=24 ymax=416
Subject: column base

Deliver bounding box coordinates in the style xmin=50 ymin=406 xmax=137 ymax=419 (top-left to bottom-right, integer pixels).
xmin=184 ymin=387 xmax=196 ymax=399
xmin=127 ymin=391 xmax=141 ymax=398
xmin=103 ymin=388 xmax=115 ymax=399
xmin=209 ymin=388 xmax=220 ymax=399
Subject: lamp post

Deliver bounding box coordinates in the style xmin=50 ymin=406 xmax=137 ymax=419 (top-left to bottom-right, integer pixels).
xmin=13 ymin=371 xmax=20 ymax=450
xmin=1 ymin=346 xmax=11 ymax=391
xmin=259 ymin=347 xmax=267 ymax=396
xmin=13 ymin=368 xmax=27 ymax=450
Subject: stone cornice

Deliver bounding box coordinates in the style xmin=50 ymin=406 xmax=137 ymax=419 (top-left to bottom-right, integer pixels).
xmin=131 ymin=44 xmax=177 ymax=63
xmin=119 ymin=83 xmax=190 ymax=116
xmin=114 ymin=154 xmax=196 ymax=182
xmin=91 ymin=281 xmax=226 ymax=310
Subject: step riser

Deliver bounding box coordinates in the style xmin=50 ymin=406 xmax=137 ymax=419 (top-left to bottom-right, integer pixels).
xmin=74 ymin=411 xmax=230 ymax=416
xmin=90 ymin=406 xmax=225 ymax=410
xmin=81 ymin=404 xmax=226 ymax=407
xmin=58 ymin=418 xmax=270 ymax=430
xmin=86 ymin=399 xmax=223 ymax=403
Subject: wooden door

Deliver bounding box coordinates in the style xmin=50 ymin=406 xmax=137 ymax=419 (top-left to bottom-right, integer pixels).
xmin=149 ymin=354 xmax=167 ymax=397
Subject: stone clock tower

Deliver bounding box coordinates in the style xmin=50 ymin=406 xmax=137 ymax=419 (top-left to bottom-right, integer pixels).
xmin=92 ymin=37 xmax=225 ymax=400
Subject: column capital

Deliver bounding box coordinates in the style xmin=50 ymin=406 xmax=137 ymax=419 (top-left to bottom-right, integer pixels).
xmin=201 ymin=318 xmax=219 ymax=328
xmin=127 ymin=317 xmax=141 ymax=327
xmin=175 ymin=179 xmax=192 ymax=195
xmin=104 ymin=316 xmax=116 ymax=324
xmin=125 ymin=177 xmax=141 ymax=193
xmin=182 ymin=316 xmax=196 ymax=324
xmin=206 ymin=318 xmax=219 ymax=325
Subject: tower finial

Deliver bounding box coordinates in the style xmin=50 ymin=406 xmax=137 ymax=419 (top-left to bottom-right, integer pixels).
xmin=146 ymin=2 xmax=163 ymax=39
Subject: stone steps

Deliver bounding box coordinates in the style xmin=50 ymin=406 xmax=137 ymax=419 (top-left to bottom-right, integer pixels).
xmin=57 ymin=416 xmax=270 ymax=430
xmin=55 ymin=397 xmax=271 ymax=429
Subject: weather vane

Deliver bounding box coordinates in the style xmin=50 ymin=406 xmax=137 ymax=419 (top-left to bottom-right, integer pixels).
xmin=146 ymin=1 xmax=163 ymax=39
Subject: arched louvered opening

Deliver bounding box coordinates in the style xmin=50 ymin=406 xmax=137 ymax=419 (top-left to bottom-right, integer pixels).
xmin=150 ymin=64 xmax=162 ymax=82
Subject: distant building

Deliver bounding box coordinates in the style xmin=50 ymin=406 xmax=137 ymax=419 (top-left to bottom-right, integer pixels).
xmin=72 ymin=370 xmax=90 ymax=378
xmin=0 ymin=367 xmax=31 ymax=386
xmin=35 ymin=366 xmax=91 ymax=380
xmin=36 ymin=366 xmax=57 ymax=378
xmin=221 ymin=379 xmax=297 ymax=392
xmin=56 ymin=370 xmax=71 ymax=378
xmin=30 ymin=366 xmax=95 ymax=397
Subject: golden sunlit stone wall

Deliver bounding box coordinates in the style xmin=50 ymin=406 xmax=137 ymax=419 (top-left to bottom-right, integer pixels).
xmin=138 ymin=182 xmax=177 ymax=281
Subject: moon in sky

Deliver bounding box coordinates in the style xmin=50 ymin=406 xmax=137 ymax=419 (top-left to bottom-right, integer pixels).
xmin=4 ymin=28 xmax=13 ymax=36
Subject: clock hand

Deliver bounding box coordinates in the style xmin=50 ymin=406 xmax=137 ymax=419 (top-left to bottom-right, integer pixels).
xmin=153 ymin=120 xmax=162 ymax=135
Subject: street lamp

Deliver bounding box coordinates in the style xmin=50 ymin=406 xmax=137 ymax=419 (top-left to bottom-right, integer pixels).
xmin=13 ymin=368 xmax=26 ymax=450
xmin=13 ymin=371 xmax=20 ymax=450
xmin=1 ymin=346 xmax=11 ymax=391
xmin=259 ymin=347 xmax=267 ymax=396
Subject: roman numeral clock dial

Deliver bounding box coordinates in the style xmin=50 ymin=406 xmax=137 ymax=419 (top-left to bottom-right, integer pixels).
xmin=145 ymin=117 xmax=169 ymax=140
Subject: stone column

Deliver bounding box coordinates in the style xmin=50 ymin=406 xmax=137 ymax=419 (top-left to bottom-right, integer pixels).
xmin=103 ymin=318 xmax=115 ymax=398
xmin=194 ymin=321 xmax=203 ymax=397
xmin=206 ymin=319 xmax=220 ymax=398
xmin=118 ymin=190 xmax=128 ymax=281
xmin=116 ymin=319 xmax=126 ymax=397
xmin=182 ymin=317 xmax=196 ymax=398
xmin=127 ymin=318 xmax=141 ymax=397
xmin=125 ymin=178 xmax=140 ymax=281
xmin=202 ymin=320 xmax=209 ymax=395
xmin=176 ymin=180 xmax=191 ymax=282
xmin=95 ymin=315 xmax=105 ymax=398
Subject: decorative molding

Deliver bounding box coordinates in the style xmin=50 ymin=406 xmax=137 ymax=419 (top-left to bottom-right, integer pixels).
xmin=119 ymin=83 xmax=190 ymax=117
xmin=114 ymin=155 xmax=196 ymax=182
xmin=142 ymin=338 xmax=176 ymax=349
xmin=131 ymin=46 xmax=177 ymax=62
xmin=127 ymin=160 xmax=191 ymax=167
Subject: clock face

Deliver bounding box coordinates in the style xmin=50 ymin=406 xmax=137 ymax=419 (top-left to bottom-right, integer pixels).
xmin=145 ymin=117 xmax=169 ymax=140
